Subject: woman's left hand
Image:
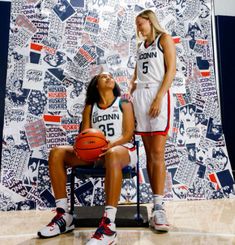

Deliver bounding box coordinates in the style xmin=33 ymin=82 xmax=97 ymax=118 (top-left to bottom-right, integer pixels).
xmin=149 ymin=97 xmax=163 ymax=118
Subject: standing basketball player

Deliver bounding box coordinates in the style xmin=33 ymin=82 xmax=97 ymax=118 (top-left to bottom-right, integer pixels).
xmin=129 ymin=9 xmax=176 ymax=231
xmin=37 ymin=72 xmax=136 ymax=245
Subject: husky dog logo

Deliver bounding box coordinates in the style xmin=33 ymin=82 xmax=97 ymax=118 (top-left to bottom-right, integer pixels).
xmin=121 ymin=180 xmax=136 ymax=202
xmin=212 ymin=148 xmax=228 ymax=170
xmin=177 ymin=104 xmax=196 ymax=147
xmin=186 ymin=22 xmax=202 ymax=49
xmin=44 ymin=51 xmax=66 ymax=67
xmin=196 ymin=148 xmax=207 ymax=164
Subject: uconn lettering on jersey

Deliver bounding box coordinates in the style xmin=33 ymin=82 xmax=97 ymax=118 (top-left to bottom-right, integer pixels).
xmin=138 ymin=51 xmax=157 ymax=60
xmin=92 ymin=113 xmax=120 ymax=123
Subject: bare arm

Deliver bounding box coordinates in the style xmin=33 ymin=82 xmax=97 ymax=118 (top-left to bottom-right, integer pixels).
xmin=149 ymin=33 xmax=176 ymax=117
xmin=156 ymin=33 xmax=176 ymax=100
xmin=129 ymin=65 xmax=137 ymax=95
xmin=81 ymin=104 xmax=92 ymax=130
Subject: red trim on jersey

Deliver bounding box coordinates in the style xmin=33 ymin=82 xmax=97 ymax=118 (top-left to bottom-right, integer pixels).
xmin=122 ymin=145 xmax=136 ymax=151
xmin=165 ymin=90 xmax=171 ymax=132
xmin=135 ymin=91 xmax=171 ymax=136
xmin=135 ymin=131 xmax=168 ymax=136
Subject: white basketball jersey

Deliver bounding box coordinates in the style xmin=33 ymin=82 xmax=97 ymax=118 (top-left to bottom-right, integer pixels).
xmin=91 ymin=97 xmax=123 ymax=142
xmin=136 ymin=34 xmax=165 ymax=85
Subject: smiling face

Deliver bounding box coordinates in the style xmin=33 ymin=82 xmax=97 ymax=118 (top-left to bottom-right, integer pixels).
xmin=136 ymin=16 xmax=152 ymax=38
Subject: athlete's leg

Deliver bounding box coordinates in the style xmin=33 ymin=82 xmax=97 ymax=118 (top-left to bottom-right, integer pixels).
xmin=141 ymin=134 xmax=167 ymax=194
xmin=104 ymin=146 xmax=131 ymax=206
xmin=49 ymin=145 xmax=94 ymax=199
xmin=86 ymin=146 xmax=131 ymax=245
xmin=142 ymin=134 xmax=169 ymax=231
xmin=38 ymin=146 xmax=94 ymax=238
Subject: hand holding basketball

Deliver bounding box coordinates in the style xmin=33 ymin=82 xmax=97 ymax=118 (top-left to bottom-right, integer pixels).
xmin=73 ymin=128 xmax=108 ymax=162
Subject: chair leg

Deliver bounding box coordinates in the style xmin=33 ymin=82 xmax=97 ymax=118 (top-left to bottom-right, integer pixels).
xmin=136 ymin=169 xmax=141 ymax=221
xmin=134 ymin=141 xmax=144 ymax=224
xmin=70 ymin=167 xmax=75 ymax=214
xmin=134 ymin=167 xmax=145 ymax=224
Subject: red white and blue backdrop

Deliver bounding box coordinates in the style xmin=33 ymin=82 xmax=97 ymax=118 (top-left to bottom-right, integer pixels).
xmin=0 ymin=0 xmax=234 ymax=211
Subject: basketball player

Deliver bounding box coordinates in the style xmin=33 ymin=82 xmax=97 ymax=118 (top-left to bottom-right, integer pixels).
xmin=38 ymin=72 xmax=136 ymax=245
xmin=129 ymin=9 xmax=176 ymax=231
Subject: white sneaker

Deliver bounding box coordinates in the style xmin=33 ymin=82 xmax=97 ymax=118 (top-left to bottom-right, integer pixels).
xmin=150 ymin=209 xmax=170 ymax=232
xmin=38 ymin=208 xmax=74 ymax=238
xmin=86 ymin=216 xmax=117 ymax=245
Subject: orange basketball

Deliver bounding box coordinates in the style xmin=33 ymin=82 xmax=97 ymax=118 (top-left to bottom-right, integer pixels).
xmin=74 ymin=128 xmax=108 ymax=162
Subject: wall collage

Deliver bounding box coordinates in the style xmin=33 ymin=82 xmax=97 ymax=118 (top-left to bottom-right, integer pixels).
xmin=0 ymin=0 xmax=234 ymax=211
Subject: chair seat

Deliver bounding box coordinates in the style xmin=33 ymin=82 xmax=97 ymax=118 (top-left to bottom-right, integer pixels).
xmin=73 ymin=165 xmax=136 ymax=179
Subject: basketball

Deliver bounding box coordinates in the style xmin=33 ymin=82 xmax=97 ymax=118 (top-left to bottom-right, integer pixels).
xmin=74 ymin=128 xmax=108 ymax=162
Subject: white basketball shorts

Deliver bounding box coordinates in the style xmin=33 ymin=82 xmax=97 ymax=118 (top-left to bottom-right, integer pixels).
xmin=132 ymin=83 xmax=173 ymax=136
xmin=123 ymin=143 xmax=137 ymax=168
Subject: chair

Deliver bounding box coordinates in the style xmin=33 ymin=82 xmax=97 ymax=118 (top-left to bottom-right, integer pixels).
xmin=69 ymin=140 xmax=149 ymax=227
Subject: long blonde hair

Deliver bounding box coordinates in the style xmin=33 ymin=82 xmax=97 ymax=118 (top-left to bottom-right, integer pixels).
xmin=136 ymin=9 xmax=166 ymax=41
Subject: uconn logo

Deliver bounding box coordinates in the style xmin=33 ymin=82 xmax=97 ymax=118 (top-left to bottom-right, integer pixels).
xmin=138 ymin=51 xmax=157 ymax=60
xmin=92 ymin=113 xmax=119 ymax=123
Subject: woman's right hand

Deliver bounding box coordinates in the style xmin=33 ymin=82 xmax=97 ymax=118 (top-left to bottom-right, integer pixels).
xmin=121 ymin=92 xmax=133 ymax=102
xmin=98 ymin=140 xmax=112 ymax=157
xmin=149 ymin=96 xmax=163 ymax=118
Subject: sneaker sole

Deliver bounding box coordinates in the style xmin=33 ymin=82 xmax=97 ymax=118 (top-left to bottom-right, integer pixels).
xmin=38 ymin=225 xmax=75 ymax=238
xmin=151 ymin=224 xmax=169 ymax=232
xmin=86 ymin=233 xmax=117 ymax=245
xmin=150 ymin=219 xmax=169 ymax=232
xmin=111 ymin=235 xmax=117 ymax=245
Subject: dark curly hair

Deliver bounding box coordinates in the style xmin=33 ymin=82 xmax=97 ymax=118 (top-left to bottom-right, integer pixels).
xmin=85 ymin=74 xmax=121 ymax=105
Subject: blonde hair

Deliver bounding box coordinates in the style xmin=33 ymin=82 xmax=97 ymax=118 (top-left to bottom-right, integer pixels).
xmin=136 ymin=9 xmax=166 ymax=41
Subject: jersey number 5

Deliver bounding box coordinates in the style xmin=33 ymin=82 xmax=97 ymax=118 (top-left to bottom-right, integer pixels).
xmin=143 ymin=61 xmax=148 ymax=74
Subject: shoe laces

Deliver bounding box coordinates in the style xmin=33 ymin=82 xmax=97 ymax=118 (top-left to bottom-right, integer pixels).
xmin=48 ymin=208 xmax=65 ymax=227
xmin=92 ymin=216 xmax=115 ymax=240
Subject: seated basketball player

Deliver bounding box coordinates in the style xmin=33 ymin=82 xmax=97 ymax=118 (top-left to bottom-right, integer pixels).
xmin=38 ymin=72 xmax=137 ymax=245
